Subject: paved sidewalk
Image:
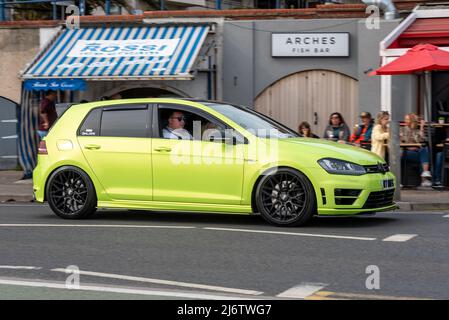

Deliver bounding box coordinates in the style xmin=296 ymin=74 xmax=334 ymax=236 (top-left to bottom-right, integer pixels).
xmin=397 ymin=189 xmax=449 ymax=211
xmin=0 ymin=171 xmax=33 ymax=203
xmin=1 ymin=170 xmax=449 ymax=211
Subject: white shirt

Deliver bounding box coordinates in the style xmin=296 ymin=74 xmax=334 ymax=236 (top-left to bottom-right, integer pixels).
xmin=162 ymin=127 xmax=192 ymax=140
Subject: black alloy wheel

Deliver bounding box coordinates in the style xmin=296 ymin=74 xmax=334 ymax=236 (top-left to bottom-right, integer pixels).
xmin=255 ymin=168 xmax=316 ymax=227
xmin=46 ymin=166 xmax=97 ymax=219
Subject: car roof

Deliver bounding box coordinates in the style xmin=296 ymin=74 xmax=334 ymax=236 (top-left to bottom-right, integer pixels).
xmin=59 ymin=98 xmax=239 ymax=114
xmin=62 ymin=98 xmax=235 ymax=108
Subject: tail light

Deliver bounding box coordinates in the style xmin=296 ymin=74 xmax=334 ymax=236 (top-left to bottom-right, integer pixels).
xmin=38 ymin=141 xmax=48 ymax=155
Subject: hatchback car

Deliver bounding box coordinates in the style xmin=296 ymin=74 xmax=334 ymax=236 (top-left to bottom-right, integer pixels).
xmin=33 ymin=98 xmax=396 ymax=226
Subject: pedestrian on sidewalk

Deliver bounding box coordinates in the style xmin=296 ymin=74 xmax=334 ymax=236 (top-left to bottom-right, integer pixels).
xmin=37 ymin=90 xmax=57 ymax=140
xmin=371 ymin=111 xmax=390 ymax=161
xmin=433 ymin=129 xmax=449 ymax=188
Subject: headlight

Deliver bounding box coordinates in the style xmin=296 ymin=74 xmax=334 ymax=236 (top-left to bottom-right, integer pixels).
xmin=318 ymin=158 xmax=366 ymax=176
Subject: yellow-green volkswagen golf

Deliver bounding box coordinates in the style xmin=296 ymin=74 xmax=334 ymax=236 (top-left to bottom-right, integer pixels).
xmin=33 ymin=98 xmax=396 ymax=227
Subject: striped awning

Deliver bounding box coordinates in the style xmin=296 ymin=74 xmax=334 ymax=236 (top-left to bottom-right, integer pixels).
xmin=22 ymin=25 xmax=209 ymax=80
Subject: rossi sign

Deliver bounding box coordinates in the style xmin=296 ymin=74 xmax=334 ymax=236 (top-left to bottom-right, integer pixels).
xmin=67 ymin=39 xmax=180 ymax=58
xmin=271 ymin=33 xmax=349 ymax=57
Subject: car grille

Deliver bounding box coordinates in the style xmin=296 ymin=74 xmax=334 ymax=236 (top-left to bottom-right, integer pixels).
xmin=363 ymin=189 xmax=395 ymax=209
xmin=364 ymin=163 xmax=390 ymax=174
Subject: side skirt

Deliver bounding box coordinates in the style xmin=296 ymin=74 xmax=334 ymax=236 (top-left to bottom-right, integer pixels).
xmin=97 ymin=200 xmax=253 ymax=215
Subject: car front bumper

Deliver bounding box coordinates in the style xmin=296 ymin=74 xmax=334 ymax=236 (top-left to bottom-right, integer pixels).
xmin=311 ymin=169 xmax=397 ymax=216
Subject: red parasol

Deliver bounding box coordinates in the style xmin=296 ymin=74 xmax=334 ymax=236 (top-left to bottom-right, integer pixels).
xmin=369 ymin=44 xmax=449 ymax=76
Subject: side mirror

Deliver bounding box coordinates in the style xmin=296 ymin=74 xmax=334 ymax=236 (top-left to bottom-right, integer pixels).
xmin=204 ymin=128 xmax=248 ymax=145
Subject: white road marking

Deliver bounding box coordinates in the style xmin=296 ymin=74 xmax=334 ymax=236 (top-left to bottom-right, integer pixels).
xmin=1 ymin=119 xmax=18 ymax=123
xmin=0 ymin=224 xmax=196 ymax=229
xmin=0 ymin=223 xmax=375 ymax=241
xmin=51 ymin=268 xmax=263 ymax=296
xmin=382 ymin=234 xmax=418 ymax=242
xmin=0 ymin=266 xmax=42 ymax=270
xmin=1 ymin=135 xmax=18 ymax=139
xmin=444 ymin=214 xmax=449 ymax=218
xmin=0 ymin=155 xmax=18 ymax=159
xmin=0 ymin=278 xmax=259 ymax=300
xmin=276 ymin=283 xmax=327 ymax=299
xmin=203 ymin=227 xmax=377 ymax=241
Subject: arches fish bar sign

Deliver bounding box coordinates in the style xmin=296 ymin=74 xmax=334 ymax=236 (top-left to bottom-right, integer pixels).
xmin=271 ymin=33 xmax=349 ymax=57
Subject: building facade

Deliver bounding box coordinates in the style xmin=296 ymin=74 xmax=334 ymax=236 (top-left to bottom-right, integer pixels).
xmin=0 ymin=4 xmax=428 ymax=171
xmin=222 ymin=17 xmax=399 ymax=136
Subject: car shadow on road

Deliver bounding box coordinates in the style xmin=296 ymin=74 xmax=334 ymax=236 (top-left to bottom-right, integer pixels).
xmin=79 ymin=209 xmax=399 ymax=229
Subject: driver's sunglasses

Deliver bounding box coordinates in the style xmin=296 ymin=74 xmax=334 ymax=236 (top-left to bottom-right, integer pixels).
xmin=171 ymin=116 xmax=187 ymax=122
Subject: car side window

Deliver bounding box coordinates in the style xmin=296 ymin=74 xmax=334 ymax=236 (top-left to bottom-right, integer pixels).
xmin=79 ymin=108 xmax=101 ymax=136
xmin=100 ymin=108 xmax=148 ymax=138
xmin=158 ymin=106 xmax=226 ymax=142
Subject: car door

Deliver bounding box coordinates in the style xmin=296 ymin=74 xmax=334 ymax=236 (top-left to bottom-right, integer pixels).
xmin=151 ymin=104 xmax=246 ymax=205
xmin=77 ymin=104 xmax=152 ymax=201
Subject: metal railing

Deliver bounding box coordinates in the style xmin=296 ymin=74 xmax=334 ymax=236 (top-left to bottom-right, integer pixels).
xmin=0 ymin=0 xmax=93 ymax=21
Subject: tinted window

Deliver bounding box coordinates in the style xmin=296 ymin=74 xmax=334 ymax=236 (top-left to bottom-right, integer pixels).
xmin=79 ymin=108 xmax=101 ymax=136
xmin=101 ymin=108 xmax=148 ymax=138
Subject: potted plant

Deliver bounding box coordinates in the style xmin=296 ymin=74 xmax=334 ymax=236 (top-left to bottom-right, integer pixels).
xmin=438 ymin=116 xmax=445 ymax=124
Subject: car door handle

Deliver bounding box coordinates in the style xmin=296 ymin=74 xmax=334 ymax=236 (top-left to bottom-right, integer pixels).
xmin=84 ymin=144 xmax=101 ymax=150
xmin=154 ymin=147 xmax=172 ymax=152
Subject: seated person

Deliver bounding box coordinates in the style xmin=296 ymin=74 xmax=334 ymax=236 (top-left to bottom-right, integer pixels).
xmin=323 ymin=112 xmax=350 ymax=143
xmin=433 ymin=129 xmax=449 ymax=188
xmin=350 ymin=111 xmax=373 ymax=148
xmin=299 ymin=121 xmax=319 ymax=138
xmin=162 ymin=111 xmax=192 ymax=140
xmin=400 ymin=113 xmax=431 ymax=187
xmin=203 ymin=121 xmax=231 ymax=143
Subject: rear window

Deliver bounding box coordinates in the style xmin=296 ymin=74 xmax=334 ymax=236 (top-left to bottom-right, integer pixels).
xmin=79 ymin=108 xmax=101 ymax=136
xmin=100 ymin=108 xmax=148 ymax=138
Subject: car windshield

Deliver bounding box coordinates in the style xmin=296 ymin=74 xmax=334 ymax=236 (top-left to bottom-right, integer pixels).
xmin=203 ymin=103 xmax=299 ymax=138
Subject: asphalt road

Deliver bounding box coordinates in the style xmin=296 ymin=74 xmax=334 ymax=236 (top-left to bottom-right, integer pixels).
xmin=0 ymin=203 xmax=448 ymax=300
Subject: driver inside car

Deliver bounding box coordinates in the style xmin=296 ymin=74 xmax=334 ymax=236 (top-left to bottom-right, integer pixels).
xmin=162 ymin=111 xmax=193 ymax=140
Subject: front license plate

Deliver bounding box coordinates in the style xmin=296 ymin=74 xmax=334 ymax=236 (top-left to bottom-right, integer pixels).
xmin=381 ymin=179 xmax=394 ymax=189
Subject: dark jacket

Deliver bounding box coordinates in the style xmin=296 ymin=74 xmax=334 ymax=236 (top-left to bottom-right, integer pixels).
xmin=323 ymin=123 xmax=350 ymax=142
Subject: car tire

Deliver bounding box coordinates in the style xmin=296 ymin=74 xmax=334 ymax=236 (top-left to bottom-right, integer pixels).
xmin=46 ymin=166 xmax=97 ymax=219
xmin=255 ymin=168 xmax=316 ymax=227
